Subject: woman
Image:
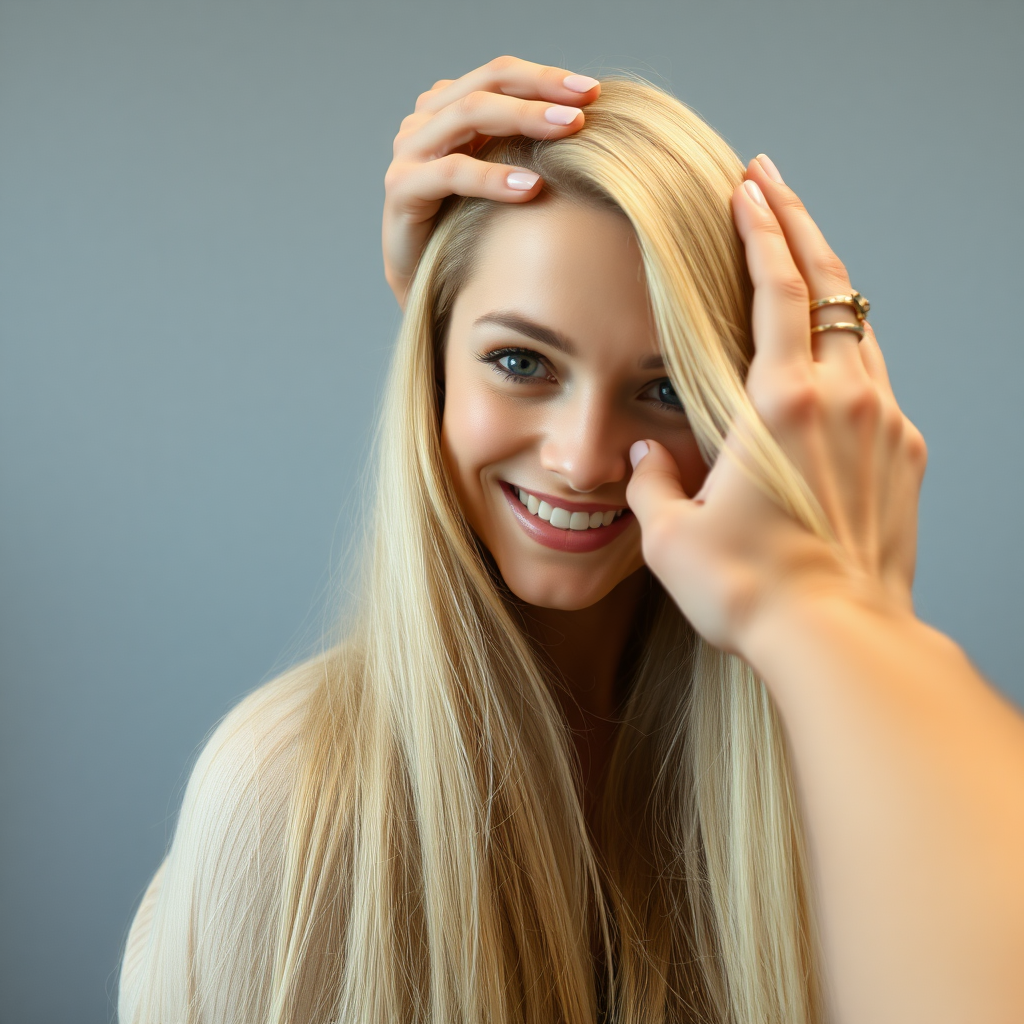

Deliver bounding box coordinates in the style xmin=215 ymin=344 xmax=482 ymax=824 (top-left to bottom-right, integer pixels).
xmin=118 ymin=58 xmax=1024 ymax=1024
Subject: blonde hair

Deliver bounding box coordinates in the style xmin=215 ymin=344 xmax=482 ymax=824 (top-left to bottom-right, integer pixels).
xmin=271 ymin=78 xmax=824 ymax=1023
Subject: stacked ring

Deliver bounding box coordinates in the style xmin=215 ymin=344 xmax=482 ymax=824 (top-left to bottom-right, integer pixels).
xmin=809 ymin=289 xmax=870 ymax=341
xmin=810 ymin=321 xmax=865 ymax=340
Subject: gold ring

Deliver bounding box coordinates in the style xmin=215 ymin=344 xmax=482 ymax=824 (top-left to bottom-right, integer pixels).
xmin=808 ymin=290 xmax=870 ymax=321
xmin=810 ymin=321 xmax=865 ymax=340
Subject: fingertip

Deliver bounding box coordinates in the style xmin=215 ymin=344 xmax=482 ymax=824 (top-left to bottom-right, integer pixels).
xmin=742 ymin=179 xmax=769 ymax=209
xmin=562 ymin=73 xmax=600 ymax=95
xmin=505 ymin=170 xmax=541 ymax=192
xmin=755 ymin=153 xmax=785 ymax=185
xmin=544 ymin=104 xmax=583 ymax=126
xmin=629 ymin=440 xmax=650 ymax=469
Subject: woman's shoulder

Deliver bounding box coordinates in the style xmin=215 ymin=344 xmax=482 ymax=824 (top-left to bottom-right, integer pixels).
xmin=167 ymin=641 xmax=363 ymax=860
xmin=119 ymin=647 xmax=353 ymax=1023
xmin=189 ymin=651 xmax=327 ymax=800
xmin=181 ymin=657 xmax=309 ymax=816
xmin=155 ymin=649 xmax=342 ymax=885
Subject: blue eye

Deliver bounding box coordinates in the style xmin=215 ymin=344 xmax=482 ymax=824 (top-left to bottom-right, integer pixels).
xmin=498 ymin=351 xmax=545 ymax=378
xmin=648 ymin=377 xmax=684 ymax=411
xmin=479 ymin=347 xmax=551 ymax=383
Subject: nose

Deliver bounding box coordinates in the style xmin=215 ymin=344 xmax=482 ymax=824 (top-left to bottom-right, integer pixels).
xmin=537 ymin=385 xmax=632 ymax=493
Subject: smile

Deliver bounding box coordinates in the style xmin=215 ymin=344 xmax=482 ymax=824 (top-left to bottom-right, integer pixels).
xmin=513 ymin=487 xmax=626 ymax=530
xmin=499 ymin=482 xmax=635 ymax=553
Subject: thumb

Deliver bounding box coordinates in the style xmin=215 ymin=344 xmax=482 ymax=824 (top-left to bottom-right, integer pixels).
xmin=626 ymin=439 xmax=695 ymax=529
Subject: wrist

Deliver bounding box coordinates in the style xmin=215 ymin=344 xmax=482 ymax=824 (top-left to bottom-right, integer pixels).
xmin=737 ymin=568 xmax=919 ymax=681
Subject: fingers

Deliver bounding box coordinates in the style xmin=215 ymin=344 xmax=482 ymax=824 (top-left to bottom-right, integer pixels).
xmin=745 ymin=155 xmax=851 ymax=301
xmin=414 ymin=55 xmax=599 ymax=116
xmin=383 ymin=56 xmax=600 ymax=308
xmin=857 ymin=321 xmax=895 ymax=398
xmin=386 ymin=152 xmax=543 ymax=216
xmin=731 ymin=178 xmax=813 ymax=367
xmin=398 ymin=90 xmax=589 ymax=161
xmin=626 ymin=439 xmax=695 ymax=528
xmin=744 ymin=155 xmax=866 ymax=373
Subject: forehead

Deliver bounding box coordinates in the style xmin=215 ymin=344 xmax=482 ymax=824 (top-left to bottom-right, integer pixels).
xmin=451 ymin=198 xmax=657 ymax=356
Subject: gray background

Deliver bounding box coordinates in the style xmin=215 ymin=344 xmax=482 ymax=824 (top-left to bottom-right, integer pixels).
xmin=1 ymin=1 xmax=1021 ymax=1021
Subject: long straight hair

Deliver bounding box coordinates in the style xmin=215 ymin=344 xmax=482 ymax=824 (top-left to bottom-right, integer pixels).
xmin=271 ymin=79 xmax=826 ymax=1024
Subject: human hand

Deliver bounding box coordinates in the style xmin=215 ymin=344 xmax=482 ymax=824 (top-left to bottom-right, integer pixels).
xmin=382 ymin=56 xmax=600 ymax=308
xmin=626 ymin=156 xmax=928 ymax=659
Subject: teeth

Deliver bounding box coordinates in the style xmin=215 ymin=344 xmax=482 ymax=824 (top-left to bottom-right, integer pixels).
xmin=550 ymin=507 xmax=571 ymax=529
xmin=512 ymin=486 xmax=626 ymax=532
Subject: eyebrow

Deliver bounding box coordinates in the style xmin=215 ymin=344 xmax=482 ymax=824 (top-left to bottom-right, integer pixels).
xmin=473 ymin=311 xmax=666 ymax=371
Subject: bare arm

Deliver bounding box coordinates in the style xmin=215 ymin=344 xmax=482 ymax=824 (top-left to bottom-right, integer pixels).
xmin=747 ymin=586 xmax=1024 ymax=1023
xmin=627 ymin=157 xmax=1024 ymax=1023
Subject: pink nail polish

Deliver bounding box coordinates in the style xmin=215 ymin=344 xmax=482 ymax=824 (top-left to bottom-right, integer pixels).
xmin=743 ymin=180 xmax=768 ymax=208
xmin=563 ymin=74 xmax=599 ymax=93
xmin=629 ymin=440 xmax=649 ymax=469
xmin=756 ymin=153 xmax=784 ymax=184
xmin=506 ymin=171 xmax=539 ymax=191
xmin=544 ymin=105 xmax=580 ymax=126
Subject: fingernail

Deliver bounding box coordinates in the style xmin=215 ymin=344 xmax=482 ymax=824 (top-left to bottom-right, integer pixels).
xmin=563 ymin=74 xmax=600 ymax=93
xmin=629 ymin=440 xmax=649 ymax=469
xmin=506 ymin=170 xmax=540 ymax=191
xmin=756 ymin=153 xmax=784 ymax=184
xmin=743 ymin=180 xmax=768 ymax=208
xmin=544 ymin=105 xmax=581 ymax=126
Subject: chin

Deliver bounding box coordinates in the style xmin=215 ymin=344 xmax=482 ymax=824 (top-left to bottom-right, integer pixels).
xmin=499 ymin=564 xmax=626 ymax=611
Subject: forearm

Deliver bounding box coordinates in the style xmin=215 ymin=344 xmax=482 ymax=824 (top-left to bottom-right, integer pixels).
xmin=743 ymin=592 xmax=1024 ymax=1024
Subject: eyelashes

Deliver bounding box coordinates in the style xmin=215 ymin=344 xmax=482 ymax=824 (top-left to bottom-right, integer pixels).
xmin=478 ymin=346 xmax=554 ymax=384
xmin=477 ymin=345 xmax=687 ymax=415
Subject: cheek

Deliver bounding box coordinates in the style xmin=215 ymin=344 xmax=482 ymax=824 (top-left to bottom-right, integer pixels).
xmin=665 ymin=433 xmax=710 ymax=498
xmin=440 ymin=379 xmax=527 ymax=490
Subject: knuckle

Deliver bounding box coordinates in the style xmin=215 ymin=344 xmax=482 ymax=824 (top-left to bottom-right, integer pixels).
xmin=383 ymin=163 xmax=404 ymax=193
xmin=771 ymin=272 xmax=810 ymax=306
xmin=487 ymin=54 xmax=520 ymax=74
xmin=398 ymin=111 xmax=422 ymax=134
xmin=481 ymin=160 xmax=511 ymax=187
xmin=515 ymin=96 xmax=534 ymax=121
xmin=879 ymin=399 xmax=903 ymax=441
xmin=751 ymin=215 xmax=786 ymax=242
xmin=434 ymin=152 xmax=466 ymax=184
xmin=455 ymin=90 xmax=487 ymax=117
xmin=776 ymin=189 xmax=807 ymax=212
xmin=904 ymin=422 xmax=929 ymax=468
xmin=844 ymin=384 xmax=882 ymax=424
xmin=759 ymin=375 xmax=821 ymax=428
xmin=814 ymin=248 xmax=849 ymax=285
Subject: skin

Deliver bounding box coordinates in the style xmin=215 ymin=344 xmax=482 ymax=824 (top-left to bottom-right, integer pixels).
xmin=439 ymin=197 xmax=707 ymax=812
xmin=440 ymin=197 xmax=707 ymax=612
xmin=385 ymin=56 xmax=1024 ymax=1024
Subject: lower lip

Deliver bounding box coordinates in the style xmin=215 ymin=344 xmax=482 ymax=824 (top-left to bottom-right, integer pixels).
xmin=499 ymin=482 xmax=636 ymax=553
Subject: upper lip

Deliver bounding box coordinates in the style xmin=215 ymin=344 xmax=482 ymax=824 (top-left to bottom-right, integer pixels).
xmin=503 ymin=481 xmax=629 ymax=515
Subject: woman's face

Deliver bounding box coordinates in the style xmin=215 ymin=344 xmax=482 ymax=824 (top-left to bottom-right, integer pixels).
xmin=441 ymin=197 xmax=709 ymax=611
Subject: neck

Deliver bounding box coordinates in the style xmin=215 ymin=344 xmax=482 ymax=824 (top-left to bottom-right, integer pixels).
xmin=519 ymin=567 xmax=650 ymax=718
xmin=517 ymin=568 xmax=651 ymax=818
